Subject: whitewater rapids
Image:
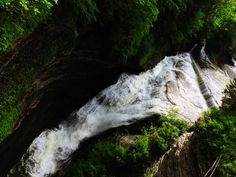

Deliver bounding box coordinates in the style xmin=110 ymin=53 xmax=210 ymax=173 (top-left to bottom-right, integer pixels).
xmin=8 ymin=52 xmax=236 ymax=177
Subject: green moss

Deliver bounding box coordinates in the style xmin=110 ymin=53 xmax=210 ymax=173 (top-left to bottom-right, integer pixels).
xmin=0 ymin=68 xmax=35 ymax=142
xmin=159 ymin=109 xmax=190 ymax=134
xmin=128 ymin=135 xmax=150 ymax=161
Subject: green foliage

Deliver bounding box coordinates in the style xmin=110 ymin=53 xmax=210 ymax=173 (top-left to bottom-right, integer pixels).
xmin=128 ymin=135 xmax=150 ymax=161
xmin=157 ymin=0 xmax=187 ymax=17
xmin=143 ymin=0 xmax=236 ymax=62
xmin=137 ymin=33 xmax=157 ymax=66
xmin=159 ymin=109 xmax=190 ymax=134
xmin=66 ymin=141 xmax=127 ymax=177
xmin=0 ymin=8 xmax=78 ymax=143
xmin=0 ymin=0 xmax=58 ymax=53
xmin=99 ymin=0 xmax=158 ymax=60
xmin=68 ymin=160 xmax=105 ymax=177
xmin=158 ymin=122 xmax=179 ymax=144
xmin=1 ymin=0 xmax=236 ymax=64
xmin=0 ymin=0 xmax=100 ymax=54
xmin=188 ymin=10 xmax=205 ymax=35
xmin=209 ymin=0 xmax=236 ymax=30
xmin=152 ymin=0 xmax=200 ymax=52
xmin=0 ymin=68 xmax=35 ymax=142
xmin=91 ymin=141 xmax=127 ymax=164
xmin=76 ymin=0 xmax=98 ymax=24
xmin=204 ymin=0 xmax=236 ymax=60
xmin=155 ymin=136 xmax=168 ymax=151
xmin=152 ymin=110 xmax=190 ymax=151
xmin=196 ymin=107 xmax=236 ymax=177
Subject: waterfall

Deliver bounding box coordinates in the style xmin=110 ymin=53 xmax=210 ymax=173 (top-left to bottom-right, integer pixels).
xmin=8 ymin=52 xmax=235 ymax=177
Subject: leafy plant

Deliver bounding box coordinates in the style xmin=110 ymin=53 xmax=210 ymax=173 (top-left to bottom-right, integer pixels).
xmin=128 ymin=135 xmax=150 ymax=161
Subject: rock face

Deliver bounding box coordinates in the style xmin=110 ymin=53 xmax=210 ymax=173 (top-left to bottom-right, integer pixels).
xmin=0 ymin=51 xmax=139 ymax=177
xmin=147 ymin=132 xmax=216 ymax=177
xmin=151 ymin=133 xmax=198 ymax=177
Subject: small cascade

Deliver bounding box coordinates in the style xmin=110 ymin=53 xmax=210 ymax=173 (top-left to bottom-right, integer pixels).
xmin=191 ymin=59 xmax=218 ymax=107
xmin=199 ymin=45 xmax=232 ymax=106
xmin=8 ymin=52 xmax=236 ymax=177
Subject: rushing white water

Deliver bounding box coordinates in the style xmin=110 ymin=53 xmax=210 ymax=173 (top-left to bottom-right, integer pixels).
xmin=9 ymin=52 xmax=236 ymax=177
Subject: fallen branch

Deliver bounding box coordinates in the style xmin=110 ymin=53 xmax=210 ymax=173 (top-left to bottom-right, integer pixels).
xmin=204 ymin=154 xmax=222 ymax=177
